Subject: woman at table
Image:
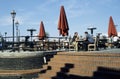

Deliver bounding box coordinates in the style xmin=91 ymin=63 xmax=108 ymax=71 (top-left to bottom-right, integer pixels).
xmin=83 ymin=31 xmax=94 ymax=51
xmin=72 ymin=32 xmax=80 ymax=51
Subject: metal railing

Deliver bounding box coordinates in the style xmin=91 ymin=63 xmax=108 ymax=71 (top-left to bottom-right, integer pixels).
xmin=0 ymin=36 xmax=70 ymax=52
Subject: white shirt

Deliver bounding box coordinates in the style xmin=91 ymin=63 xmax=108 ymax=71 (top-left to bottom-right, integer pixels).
xmin=113 ymin=36 xmax=118 ymax=42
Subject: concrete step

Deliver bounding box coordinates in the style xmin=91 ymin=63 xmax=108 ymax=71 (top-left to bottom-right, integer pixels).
xmin=96 ymin=66 xmax=120 ymax=73
xmin=69 ymin=74 xmax=92 ymax=79
xmin=48 ymin=60 xmax=120 ymax=69
xmin=93 ymin=71 xmax=120 ymax=79
xmin=52 ymin=55 xmax=120 ymax=62
xmin=37 ymin=71 xmax=57 ymax=79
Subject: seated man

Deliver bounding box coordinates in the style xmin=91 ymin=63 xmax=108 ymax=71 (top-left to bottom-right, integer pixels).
xmin=116 ymin=37 xmax=120 ymax=48
xmin=83 ymin=31 xmax=94 ymax=51
xmin=72 ymin=32 xmax=79 ymax=51
xmin=25 ymin=36 xmax=30 ymax=47
xmin=113 ymin=36 xmax=119 ymax=48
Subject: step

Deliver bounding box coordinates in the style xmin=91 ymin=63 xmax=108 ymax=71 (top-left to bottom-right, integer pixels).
xmin=48 ymin=61 xmax=73 ymax=66
xmin=52 ymin=55 xmax=80 ymax=60
xmin=68 ymin=70 xmax=93 ymax=76
xmin=50 ymin=59 xmax=80 ymax=63
xmin=53 ymin=55 xmax=120 ymax=61
xmin=93 ymin=71 xmax=120 ymax=79
xmin=96 ymin=66 xmax=120 ymax=73
xmin=56 ymin=72 xmax=69 ymax=78
xmin=69 ymin=74 xmax=90 ymax=79
xmin=54 ymin=53 xmax=120 ymax=61
xmin=60 ymin=67 xmax=71 ymax=73
xmin=93 ymin=76 xmax=105 ymax=79
xmin=36 ymin=76 xmax=51 ymax=79
xmin=52 ymin=76 xmax=70 ymax=79
xmin=48 ymin=60 xmax=120 ymax=69
xmin=57 ymin=52 xmax=120 ymax=57
xmin=50 ymin=57 xmax=120 ymax=66
xmin=0 ymin=69 xmax=41 ymax=76
xmin=37 ymin=71 xmax=57 ymax=79
xmin=47 ymin=62 xmax=65 ymax=68
xmin=39 ymin=66 xmax=52 ymax=74
xmin=39 ymin=67 xmax=61 ymax=76
xmin=45 ymin=54 xmax=54 ymax=62
xmin=38 ymin=65 xmax=65 ymax=77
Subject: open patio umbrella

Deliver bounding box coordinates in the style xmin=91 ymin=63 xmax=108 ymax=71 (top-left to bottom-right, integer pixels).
xmin=39 ymin=21 xmax=46 ymax=40
xmin=58 ymin=5 xmax=69 ymax=36
xmin=108 ymin=16 xmax=117 ymax=37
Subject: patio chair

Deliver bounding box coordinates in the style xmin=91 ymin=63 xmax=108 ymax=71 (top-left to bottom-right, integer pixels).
xmin=88 ymin=37 xmax=99 ymax=51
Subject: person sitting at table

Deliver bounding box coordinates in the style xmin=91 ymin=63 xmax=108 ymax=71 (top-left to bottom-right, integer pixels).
xmin=83 ymin=31 xmax=94 ymax=51
xmin=72 ymin=32 xmax=80 ymax=51
xmin=116 ymin=36 xmax=120 ymax=48
xmin=113 ymin=36 xmax=118 ymax=48
xmin=96 ymin=33 xmax=101 ymax=50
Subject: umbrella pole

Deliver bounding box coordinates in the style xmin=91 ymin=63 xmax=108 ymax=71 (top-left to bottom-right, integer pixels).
xmin=42 ymin=40 xmax=44 ymax=51
xmin=62 ymin=36 xmax=66 ymax=50
xmin=69 ymin=36 xmax=71 ymax=51
xmin=63 ymin=36 xmax=65 ymax=49
xmin=58 ymin=37 xmax=60 ymax=50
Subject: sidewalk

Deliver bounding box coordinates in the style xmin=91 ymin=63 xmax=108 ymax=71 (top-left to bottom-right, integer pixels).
xmin=94 ymin=48 xmax=120 ymax=53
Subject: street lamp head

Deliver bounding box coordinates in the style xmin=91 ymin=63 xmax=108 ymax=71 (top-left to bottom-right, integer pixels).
xmin=15 ymin=21 xmax=19 ymax=27
xmin=5 ymin=32 xmax=7 ymax=35
xmin=11 ymin=10 xmax=16 ymax=19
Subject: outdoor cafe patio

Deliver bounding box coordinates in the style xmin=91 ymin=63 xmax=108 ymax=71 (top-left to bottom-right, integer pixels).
xmin=0 ymin=8 xmax=119 ymax=52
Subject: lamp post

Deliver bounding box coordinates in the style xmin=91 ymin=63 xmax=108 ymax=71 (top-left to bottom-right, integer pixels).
xmin=11 ymin=10 xmax=16 ymax=48
xmin=15 ymin=21 xmax=19 ymax=42
xmin=5 ymin=32 xmax=7 ymax=41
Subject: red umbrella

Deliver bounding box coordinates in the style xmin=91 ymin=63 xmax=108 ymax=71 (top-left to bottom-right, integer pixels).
xmin=39 ymin=21 xmax=46 ymax=40
xmin=108 ymin=16 xmax=117 ymax=37
xmin=58 ymin=6 xmax=69 ymax=36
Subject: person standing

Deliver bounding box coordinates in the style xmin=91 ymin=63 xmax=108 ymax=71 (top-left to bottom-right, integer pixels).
xmin=72 ymin=32 xmax=79 ymax=51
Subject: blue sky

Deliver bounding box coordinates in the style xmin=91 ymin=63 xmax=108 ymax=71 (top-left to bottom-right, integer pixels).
xmin=0 ymin=0 xmax=120 ymax=37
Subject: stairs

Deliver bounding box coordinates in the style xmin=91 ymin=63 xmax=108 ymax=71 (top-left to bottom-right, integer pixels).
xmin=36 ymin=52 xmax=120 ymax=79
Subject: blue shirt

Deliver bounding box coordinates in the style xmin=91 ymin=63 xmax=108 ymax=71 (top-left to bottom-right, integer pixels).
xmin=85 ymin=34 xmax=94 ymax=43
